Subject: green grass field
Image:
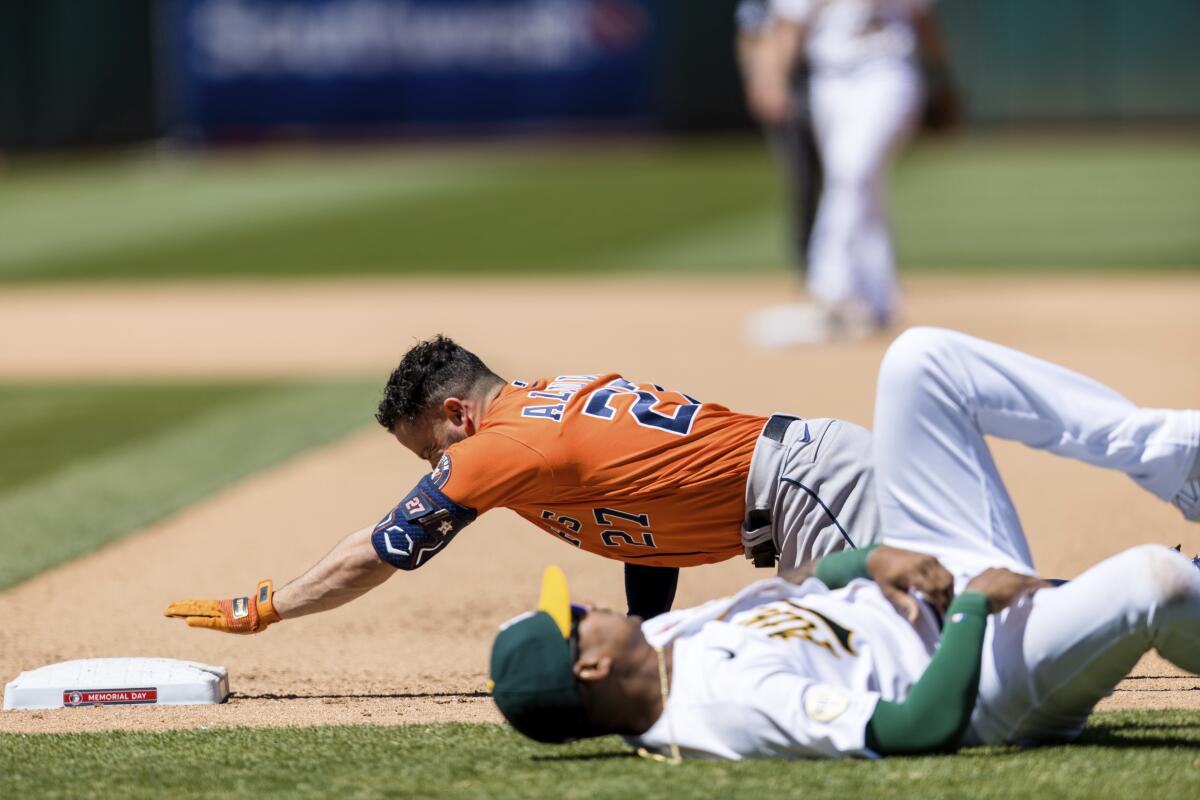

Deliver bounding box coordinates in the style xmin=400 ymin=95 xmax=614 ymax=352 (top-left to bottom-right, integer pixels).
xmin=2 ymin=711 xmax=1198 ymax=800
xmin=0 ymin=134 xmax=1197 ymax=282
xmin=0 ymin=381 xmax=377 ymax=589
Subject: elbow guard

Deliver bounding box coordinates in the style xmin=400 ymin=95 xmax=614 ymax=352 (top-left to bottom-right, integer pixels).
xmin=371 ymin=475 xmax=477 ymax=571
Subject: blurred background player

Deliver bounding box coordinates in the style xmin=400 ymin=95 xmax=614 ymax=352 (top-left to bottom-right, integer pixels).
xmin=744 ymin=0 xmax=958 ymax=346
xmin=736 ymin=0 xmax=823 ymax=289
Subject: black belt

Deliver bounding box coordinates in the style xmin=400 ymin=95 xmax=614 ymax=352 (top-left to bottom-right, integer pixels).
xmin=762 ymin=413 xmax=801 ymax=443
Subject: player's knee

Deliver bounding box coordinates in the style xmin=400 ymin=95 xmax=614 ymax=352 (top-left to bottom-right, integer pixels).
xmin=877 ymin=327 xmax=956 ymax=391
xmin=1144 ymin=546 xmax=1198 ymax=607
xmin=1122 ymin=545 xmax=1197 ymax=609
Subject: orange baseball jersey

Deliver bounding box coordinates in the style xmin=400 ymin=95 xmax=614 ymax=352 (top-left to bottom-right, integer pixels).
xmin=433 ymin=374 xmax=767 ymax=567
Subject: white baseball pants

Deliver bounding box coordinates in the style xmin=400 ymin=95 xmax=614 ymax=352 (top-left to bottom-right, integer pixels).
xmin=968 ymin=544 xmax=1200 ymax=745
xmin=807 ymin=61 xmax=922 ymax=322
xmin=872 ymin=327 xmax=1200 ymax=581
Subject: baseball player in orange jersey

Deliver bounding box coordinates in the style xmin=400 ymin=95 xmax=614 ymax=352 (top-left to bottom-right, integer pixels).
xmin=165 ymin=328 xmax=1200 ymax=634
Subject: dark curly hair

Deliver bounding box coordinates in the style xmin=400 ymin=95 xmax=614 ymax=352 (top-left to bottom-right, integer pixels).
xmin=376 ymin=335 xmax=503 ymax=429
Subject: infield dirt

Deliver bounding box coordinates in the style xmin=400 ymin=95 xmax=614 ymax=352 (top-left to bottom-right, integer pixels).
xmin=1 ymin=273 xmax=1198 ymax=733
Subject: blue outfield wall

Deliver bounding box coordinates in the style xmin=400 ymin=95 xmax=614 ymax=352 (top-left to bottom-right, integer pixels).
xmin=162 ymin=0 xmax=1200 ymax=139
xmin=163 ymin=0 xmax=662 ymax=138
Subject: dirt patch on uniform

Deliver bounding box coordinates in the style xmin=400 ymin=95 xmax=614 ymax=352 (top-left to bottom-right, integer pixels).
xmin=1 ymin=274 xmax=1198 ymax=733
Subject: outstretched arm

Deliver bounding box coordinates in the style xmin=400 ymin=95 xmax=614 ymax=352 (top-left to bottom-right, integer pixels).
xmin=273 ymin=525 xmax=393 ymax=618
xmin=164 ymin=474 xmax=476 ymax=634
xmin=162 ymin=525 xmax=396 ymax=634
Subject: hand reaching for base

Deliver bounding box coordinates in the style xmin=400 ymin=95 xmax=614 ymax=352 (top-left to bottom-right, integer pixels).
xmin=164 ymin=579 xmax=281 ymax=634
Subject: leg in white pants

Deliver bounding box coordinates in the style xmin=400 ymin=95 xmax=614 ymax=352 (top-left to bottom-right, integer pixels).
xmin=873 ymin=327 xmax=1200 ymax=578
xmin=808 ymin=62 xmax=921 ymax=323
xmin=969 ymin=545 xmax=1200 ymax=745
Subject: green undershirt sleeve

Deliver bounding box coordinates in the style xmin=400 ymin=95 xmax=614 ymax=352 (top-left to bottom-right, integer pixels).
xmin=865 ymin=592 xmax=989 ymax=755
xmin=813 ymin=544 xmax=878 ymax=589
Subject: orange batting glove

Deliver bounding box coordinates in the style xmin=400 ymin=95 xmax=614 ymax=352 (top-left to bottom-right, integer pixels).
xmin=163 ymin=579 xmax=282 ymax=634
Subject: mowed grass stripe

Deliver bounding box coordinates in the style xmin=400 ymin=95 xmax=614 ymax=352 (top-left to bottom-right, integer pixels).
xmin=0 ymin=384 xmax=272 ymax=496
xmin=0 ymin=155 xmax=488 ymax=276
xmin=0 ymin=144 xmax=779 ymax=282
xmin=0 ymin=135 xmax=1197 ymax=282
xmin=2 ymin=711 xmax=1197 ymax=800
xmin=0 ymin=381 xmax=377 ymax=589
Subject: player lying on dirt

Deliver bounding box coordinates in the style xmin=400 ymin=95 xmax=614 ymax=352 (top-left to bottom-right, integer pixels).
xmin=489 ymin=547 xmax=1200 ymax=759
xmin=164 ymin=327 xmax=1200 ymax=633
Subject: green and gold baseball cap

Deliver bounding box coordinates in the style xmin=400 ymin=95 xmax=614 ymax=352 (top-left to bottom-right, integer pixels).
xmin=488 ymin=566 xmax=603 ymax=743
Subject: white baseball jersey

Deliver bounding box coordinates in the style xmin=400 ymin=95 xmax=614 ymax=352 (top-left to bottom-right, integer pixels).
xmin=628 ymin=576 xmax=940 ymax=760
xmin=628 ymin=548 xmax=1200 ymax=758
xmin=770 ymin=0 xmax=931 ymax=73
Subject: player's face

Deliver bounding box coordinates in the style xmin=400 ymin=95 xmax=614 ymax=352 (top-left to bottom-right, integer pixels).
xmin=392 ymin=414 xmax=468 ymax=469
xmin=392 ymin=396 xmax=480 ymax=468
xmin=573 ymin=604 xmax=646 ymax=663
xmin=572 ymin=605 xmax=660 ymax=735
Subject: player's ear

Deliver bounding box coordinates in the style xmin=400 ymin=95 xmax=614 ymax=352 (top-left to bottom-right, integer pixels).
xmin=574 ymin=655 xmax=613 ymax=683
xmin=442 ymin=397 xmax=465 ymax=426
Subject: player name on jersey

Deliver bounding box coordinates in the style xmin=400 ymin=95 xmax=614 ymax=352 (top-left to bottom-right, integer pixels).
xmin=63 ymin=688 xmax=158 ymax=707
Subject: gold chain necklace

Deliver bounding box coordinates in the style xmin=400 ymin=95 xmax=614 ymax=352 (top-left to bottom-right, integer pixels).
xmin=635 ymin=644 xmax=682 ymax=765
